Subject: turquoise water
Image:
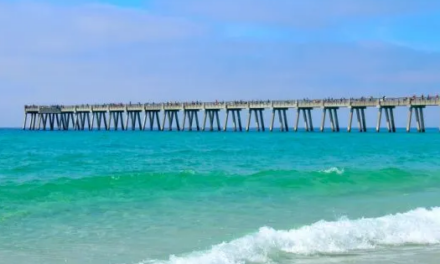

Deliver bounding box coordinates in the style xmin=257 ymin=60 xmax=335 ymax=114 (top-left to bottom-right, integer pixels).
xmin=1 ymin=129 xmax=440 ymax=264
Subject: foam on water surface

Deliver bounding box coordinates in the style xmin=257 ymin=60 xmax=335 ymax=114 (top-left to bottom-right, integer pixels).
xmin=143 ymin=207 xmax=440 ymax=264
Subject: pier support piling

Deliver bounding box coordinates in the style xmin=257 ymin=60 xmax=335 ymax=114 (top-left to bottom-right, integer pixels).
xmin=246 ymin=109 xmax=263 ymax=132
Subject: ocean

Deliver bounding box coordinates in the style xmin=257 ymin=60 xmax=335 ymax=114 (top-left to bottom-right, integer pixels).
xmin=1 ymin=128 xmax=440 ymax=264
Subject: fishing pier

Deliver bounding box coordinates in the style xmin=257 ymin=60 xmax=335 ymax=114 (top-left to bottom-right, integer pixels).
xmin=24 ymin=97 xmax=439 ymax=133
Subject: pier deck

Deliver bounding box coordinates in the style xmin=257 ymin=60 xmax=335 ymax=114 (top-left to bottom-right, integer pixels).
xmin=24 ymin=97 xmax=440 ymax=132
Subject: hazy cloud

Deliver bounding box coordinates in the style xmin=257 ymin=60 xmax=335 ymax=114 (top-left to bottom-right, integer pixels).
xmin=151 ymin=0 xmax=440 ymax=28
xmin=0 ymin=1 xmax=440 ymax=127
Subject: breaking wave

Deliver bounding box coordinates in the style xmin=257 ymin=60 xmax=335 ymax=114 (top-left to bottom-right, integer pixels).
xmin=142 ymin=207 xmax=440 ymax=264
xmin=319 ymin=167 xmax=345 ymax=175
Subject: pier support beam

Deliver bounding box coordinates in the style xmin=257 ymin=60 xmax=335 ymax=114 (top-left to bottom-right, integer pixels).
xmin=143 ymin=111 xmax=161 ymax=131
xmin=294 ymin=108 xmax=314 ymax=132
xmin=125 ymin=111 xmax=143 ymax=131
xmin=109 ymin=111 xmax=126 ymax=131
xmin=408 ymin=107 xmax=426 ymax=133
xmin=377 ymin=107 xmax=395 ymax=133
xmin=246 ymin=109 xmax=264 ymax=132
xmin=162 ymin=110 xmax=181 ymax=131
xmin=321 ymin=108 xmax=339 ymax=132
xmin=75 ymin=112 xmax=92 ymax=131
xmin=224 ymin=109 xmax=243 ymax=132
xmin=419 ymin=107 xmax=426 ymax=133
xmin=60 ymin=112 xmax=75 ymax=131
xmin=91 ymin=111 xmax=108 ymax=131
xmin=351 ymin=107 xmax=367 ymax=132
xmin=407 ymin=107 xmax=412 ymax=132
xmin=23 ymin=113 xmax=28 ymax=130
xmin=202 ymin=110 xmax=221 ymax=131
xmin=376 ymin=108 xmax=382 ymax=132
xmin=270 ymin=109 xmax=289 ymax=132
xmin=182 ymin=110 xmax=200 ymax=131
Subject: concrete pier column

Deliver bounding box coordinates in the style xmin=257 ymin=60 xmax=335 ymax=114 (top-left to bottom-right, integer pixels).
xmin=283 ymin=110 xmax=289 ymax=132
xmin=169 ymin=111 xmax=175 ymax=131
xmin=320 ymin=108 xmax=326 ymax=132
xmin=252 ymin=110 xmax=259 ymax=132
xmin=376 ymin=108 xmax=382 ymax=132
xmin=35 ymin=113 xmax=40 ymax=130
xmin=28 ymin=114 xmax=32 ymax=130
xmin=385 ymin=108 xmax=391 ymax=132
xmin=137 ymin=112 xmax=142 ymax=131
xmin=87 ymin=113 xmax=92 ymax=131
xmin=308 ymin=109 xmax=314 ymax=132
xmin=48 ymin=114 xmax=53 ymax=130
xmin=82 ymin=113 xmax=87 ymax=130
xmin=103 ymin=113 xmax=108 ymax=131
xmin=215 ymin=111 xmax=221 ymax=131
xmin=208 ymin=111 xmax=214 ymax=131
xmin=237 ymin=110 xmax=243 ymax=131
xmin=356 ymin=109 xmax=362 ymax=132
xmin=161 ymin=111 xmax=167 ymax=131
xmin=36 ymin=114 xmax=42 ymax=130
xmin=61 ymin=114 xmax=65 ymax=130
xmin=43 ymin=114 xmax=49 ymax=130
xmin=41 ymin=114 xmax=46 ymax=130
xmin=91 ymin=112 xmax=96 ymax=130
xmin=270 ymin=109 xmax=276 ymax=132
xmin=28 ymin=114 xmax=33 ymax=130
xmin=348 ymin=108 xmax=354 ymax=133
xmin=108 ymin=112 xmax=113 ymax=131
xmin=277 ymin=109 xmax=285 ymax=132
xmin=75 ymin=112 xmax=81 ymax=131
xmin=142 ymin=111 xmax=148 ymax=131
xmin=113 ymin=113 xmax=119 ymax=130
xmin=245 ymin=110 xmax=251 ymax=132
xmin=29 ymin=114 xmax=34 ymax=130
xmin=70 ymin=113 xmax=75 ymax=130
xmin=195 ymin=111 xmax=200 ymax=131
xmin=415 ymin=107 xmax=421 ymax=132
xmin=148 ymin=112 xmax=154 ymax=130
xmin=361 ymin=109 xmax=367 ymax=132
xmin=95 ymin=113 xmax=101 ymax=130
xmin=224 ymin=110 xmax=229 ymax=132
xmin=259 ymin=110 xmax=265 ymax=132
xmin=334 ymin=109 xmax=340 ymax=132
xmin=116 ymin=113 xmax=120 ymax=130
xmin=184 ymin=111 xmax=189 ymax=131
xmin=390 ymin=108 xmax=396 ymax=133
xmin=56 ymin=114 xmax=61 ymax=130
xmin=23 ymin=113 xmax=28 ymax=130
xmin=125 ymin=112 xmax=130 ymax=131
xmin=232 ymin=110 xmax=238 ymax=132
xmin=302 ymin=109 xmax=309 ymax=132
xmin=294 ymin=109 xmax=300 ymax=132
xmin=175 ymin=111 xmax=181 ymax=131
xmin=202 ymin=111 xmax=208 ymax=131
xmin=329 ymin=109 xmax=335 ymax=132
xmin=155 ymin=112 xmax=161 ymax=131
xmin=209 ymin=112 xmax=215 ymax=131
xmin=121 ymin=112 xmax=126 ymax=131
xmin=420 ymin=107 xmax=426 ymax=132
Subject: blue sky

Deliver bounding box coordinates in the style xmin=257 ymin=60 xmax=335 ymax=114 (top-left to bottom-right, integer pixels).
xmin=1 ymin=0 xmax=440 ymax=127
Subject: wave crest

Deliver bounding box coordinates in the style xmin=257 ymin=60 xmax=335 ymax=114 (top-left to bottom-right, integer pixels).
xmin=142 ymin=207 xmax=440 ymax=264
xmin=319 ymin=167 xmax=345 ymax=175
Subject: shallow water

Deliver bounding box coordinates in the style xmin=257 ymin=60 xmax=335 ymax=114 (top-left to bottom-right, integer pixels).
xmin=1 ymin=129 xmax=440 ymax=264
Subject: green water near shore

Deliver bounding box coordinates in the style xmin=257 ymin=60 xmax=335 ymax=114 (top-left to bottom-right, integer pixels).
xmin=1 ymin=129 xmax=440 ymax=264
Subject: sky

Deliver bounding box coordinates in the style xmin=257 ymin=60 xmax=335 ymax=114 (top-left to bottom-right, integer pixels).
xmin=1 ymin=0 xmax=440 ymax=127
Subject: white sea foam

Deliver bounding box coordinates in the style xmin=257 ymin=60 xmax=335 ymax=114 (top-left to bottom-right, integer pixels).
xmin=319 ymin=167 xmax=345 ymax=175
xmin=141 ymin=207 xmax=440 ymax=264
